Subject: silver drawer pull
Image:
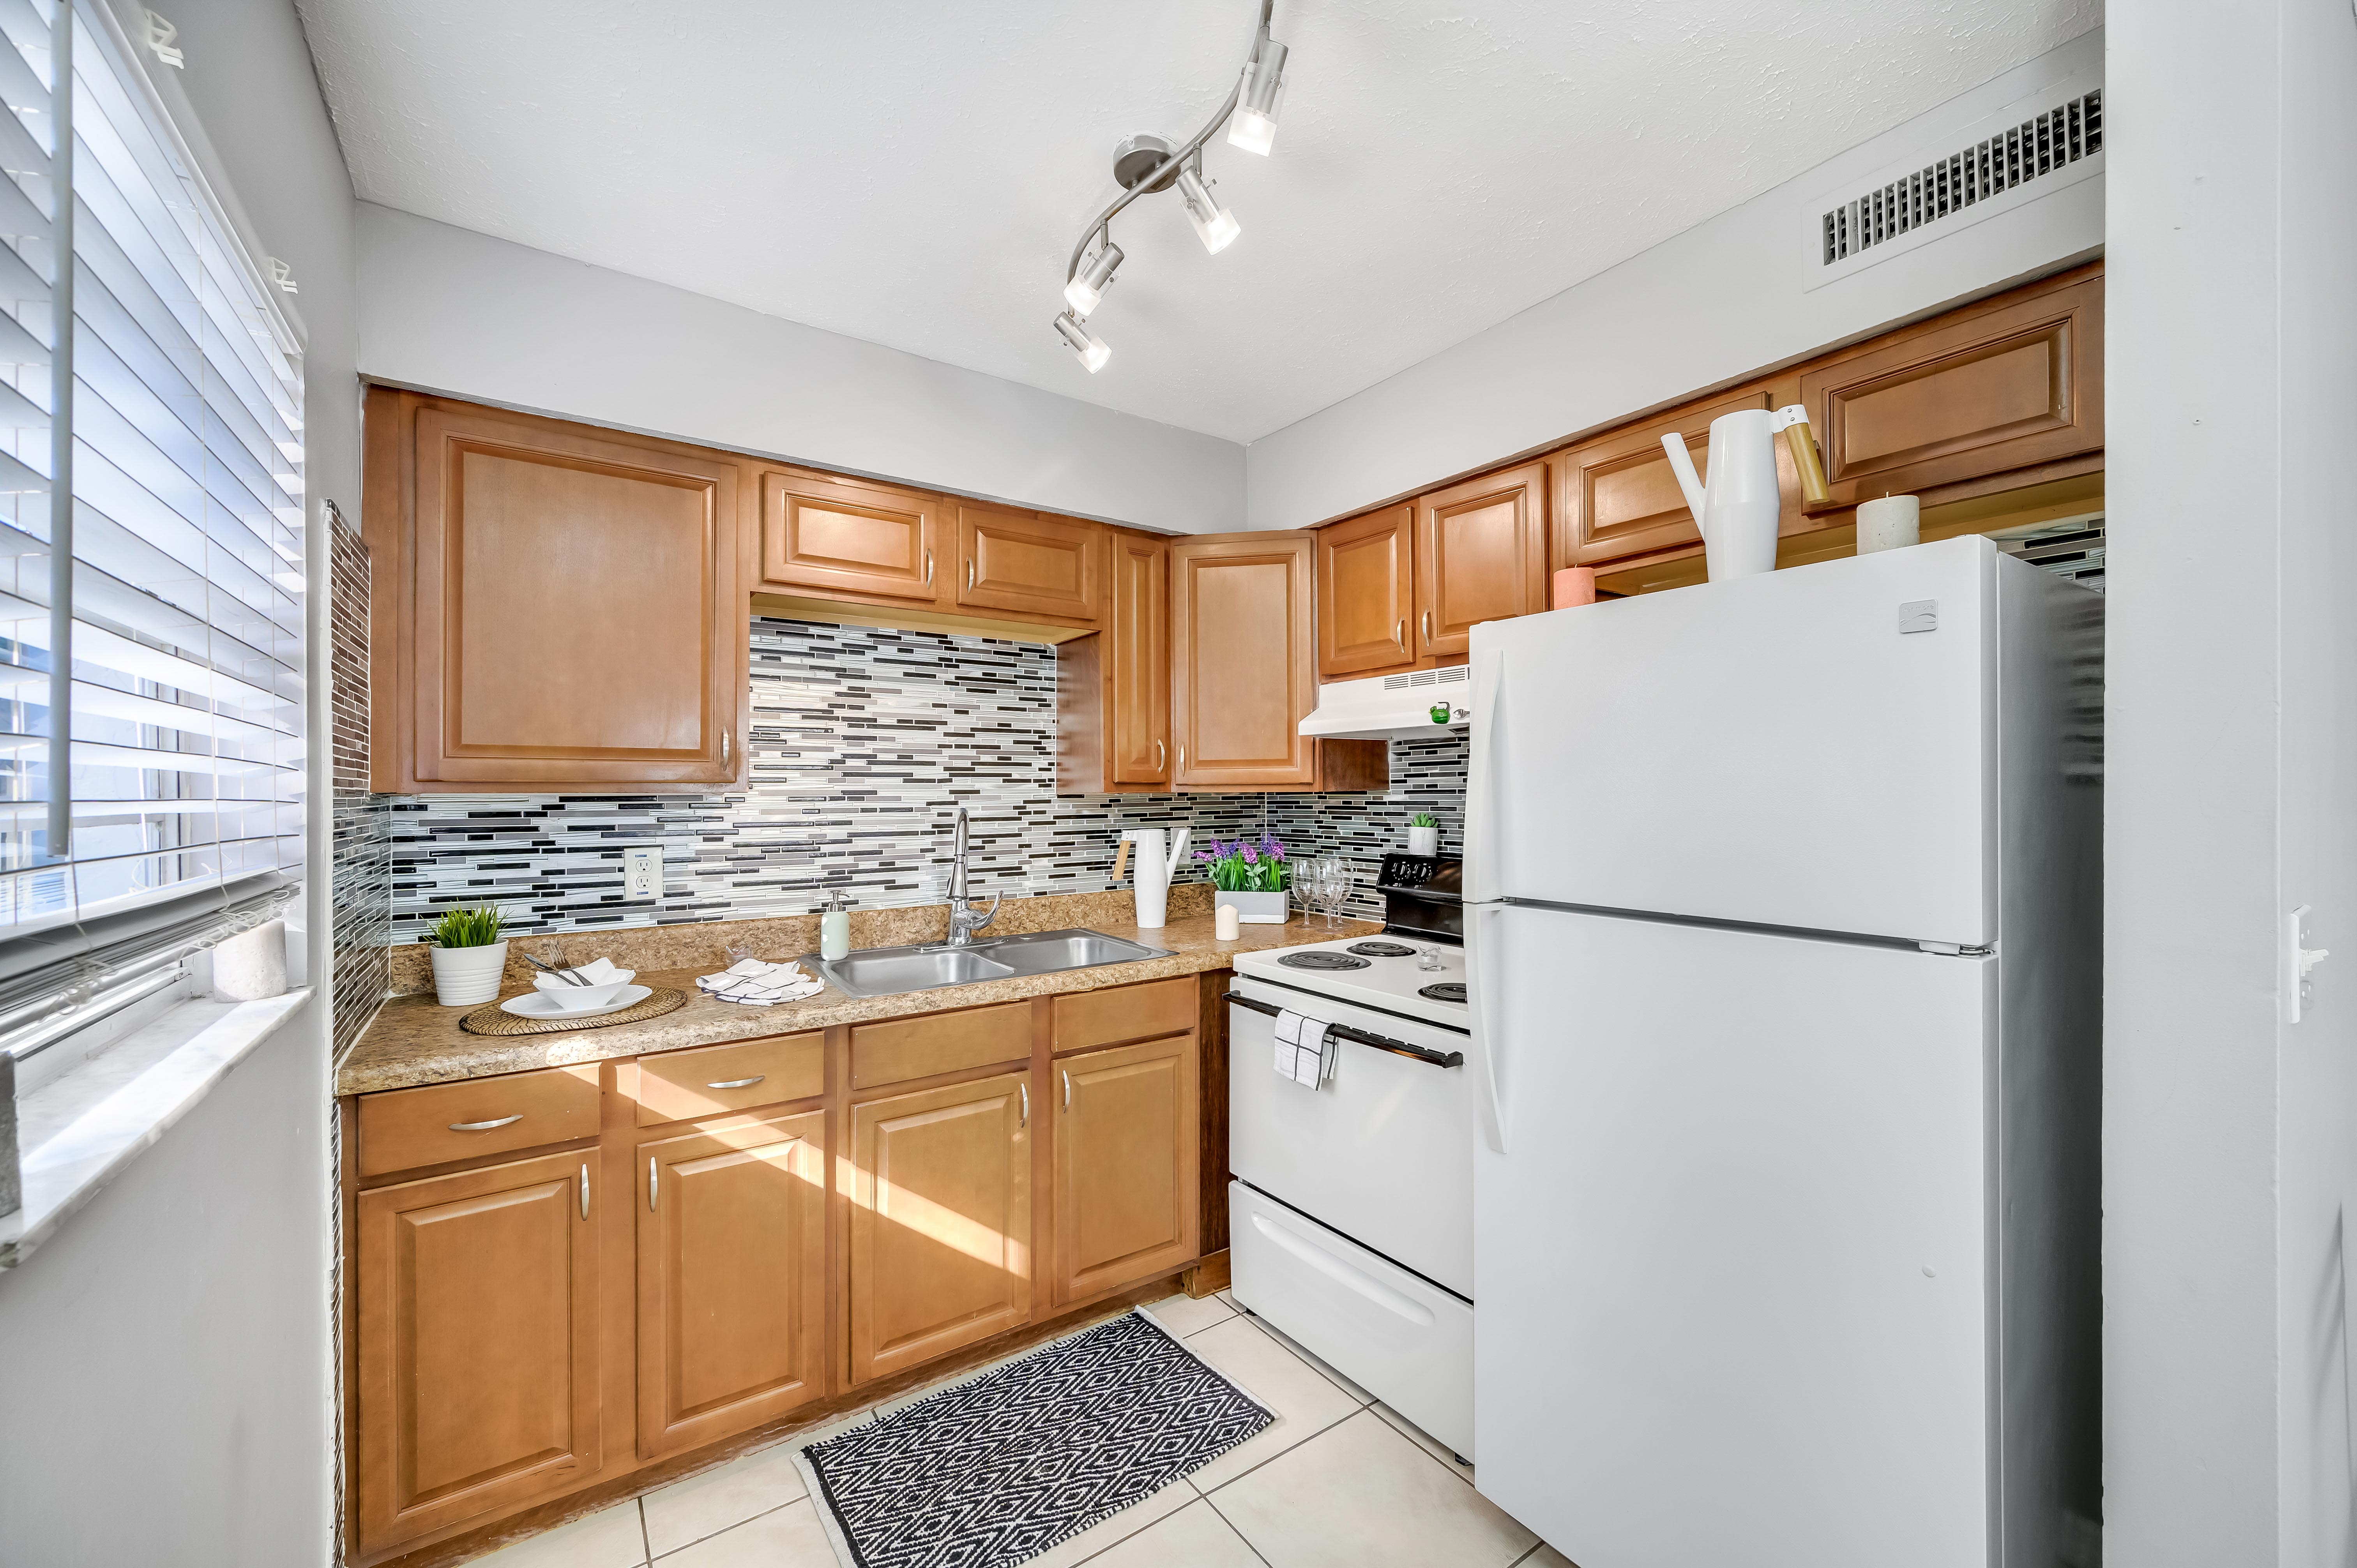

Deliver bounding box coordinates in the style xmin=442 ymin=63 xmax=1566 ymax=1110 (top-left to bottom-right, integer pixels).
xmin=706 ymin=1075 xmax=765 ymax=1090
xmin=649 ymin=1155 xmax=659 ymax=1211
xmin=449 ymin=1115 xmax=522 ymax=1132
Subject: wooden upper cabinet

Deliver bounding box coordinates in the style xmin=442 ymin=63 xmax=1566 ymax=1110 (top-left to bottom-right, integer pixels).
xmin=1800 ymin=266 xmax=2103 ymax=508
xmin=759 ymin=468 xmax=943 ymax=604
xmin=1056 ymin=530 xmax=1171 ymax=793
xmin=1316 ymin=504 xmax=1415 ymax=678
xmin=636 ymin=1110 xmax=826 ymax=1460
xmin=1170 ymin=533 xmax=1318 ymax=789
xmin=1551 ymin=389 xmax=1779 ymax=569
xmin=1053 ymin=1034 xmax=1199 ymax=1303
xmin=956 ymin=505 xmax=1102 ymax=624
xmin=1416 ymin=463 xmax=1546 ymax=658
xmin=847 ymin=1071 xmax=1033 ymax=1386
xmin=369 ymin=391 xmax=745 ymax=792
xmin=354 ymin=1150 xmax=601 ymax=1556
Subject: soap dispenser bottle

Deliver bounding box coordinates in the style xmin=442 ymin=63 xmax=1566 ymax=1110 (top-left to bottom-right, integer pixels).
xmin=820 ymin=889 xmax=852 ymax=962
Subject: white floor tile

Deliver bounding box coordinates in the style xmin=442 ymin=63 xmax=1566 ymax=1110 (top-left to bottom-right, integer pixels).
xmin=1212 ymin=1409 xmax=1537 ymax=1568
xmin=1020 ymin=1477 xmax=1199 ymax=1568
xmin=641 ymin=1443 xmax=809 ymax=1557
xmin=1142 ymin=1290 xmax=1235 ymax=1339
xmin=1216 ymin=1289 xmax=1240 ymax=1313
xmin=1249 ymin=1317 xmax=1376 ymax=1405
xmin=1081 ymin=1499 xmax=1264 ymax=1568
xmin=1513 ymin=1544 xmax=1576 ymax=1567
xmin=1179 ymin=1315 xmax=1362 ymax=1491
xmin=656 ymin=1498 xmax=837 ymax=1566
xmin=1371 ymin=1400 xmax=1475 ymax=1483
xmin=466 ymin=1500 xmax=646 ymax=1568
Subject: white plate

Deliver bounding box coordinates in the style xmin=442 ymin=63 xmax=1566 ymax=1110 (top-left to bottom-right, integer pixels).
xmin=501 ymin=984 xmax=652 ymax=1020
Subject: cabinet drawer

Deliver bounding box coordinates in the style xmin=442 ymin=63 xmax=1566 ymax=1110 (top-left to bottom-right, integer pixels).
xmin=357 ymin=1066 xmax=602 ymax=1178
xmin=633 ymin=1032 xmax=825 ymax=1127
xmin=852 ymin=1002 xmax=1032 ymax=1090
xmin=1054 ymin=978 xmax=1195 ymax=1054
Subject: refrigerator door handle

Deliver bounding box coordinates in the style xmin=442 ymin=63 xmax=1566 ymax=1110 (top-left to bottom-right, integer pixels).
xmin=1466 ymin=902 xmax=1508 ymax=1153
xmin=1466 ymin=648 xmax=1505 ymax=903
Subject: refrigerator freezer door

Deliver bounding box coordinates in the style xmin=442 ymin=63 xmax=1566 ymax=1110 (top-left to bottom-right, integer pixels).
xmin=1469 ymin=533 xmax=1995 ymax=945
xmin=1473 ymin=904 xmax=1994 ymax=1568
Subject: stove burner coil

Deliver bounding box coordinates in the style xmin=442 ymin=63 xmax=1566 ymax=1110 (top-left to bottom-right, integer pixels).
xmin=1346 ymin=941 xmax=1417 ymax=958
xmin=1279 ymin=952 xmax=1372 ymax=971
xmin=1418 ymin=982 xmax=1468 ymax=1003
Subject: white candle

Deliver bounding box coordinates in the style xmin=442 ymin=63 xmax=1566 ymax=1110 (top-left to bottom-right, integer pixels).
xmin=1216 ymin=904 xmax=1241 ymax=940
xmin=1857 ymin=494 xmax=1921 ymax=554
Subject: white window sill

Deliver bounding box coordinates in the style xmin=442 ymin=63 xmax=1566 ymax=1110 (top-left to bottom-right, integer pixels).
xmin=0 ymin=988 xmax=314 ymax=1270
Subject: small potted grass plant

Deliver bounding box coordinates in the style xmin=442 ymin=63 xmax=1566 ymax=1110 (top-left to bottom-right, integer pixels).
xmin=426 ymin=901 xmax=509 ymax=1007
xmin=1196 ymin=835 xmax=1291 ymax=925
xmin=1407 ymin=811 xmax=1440 ymax=856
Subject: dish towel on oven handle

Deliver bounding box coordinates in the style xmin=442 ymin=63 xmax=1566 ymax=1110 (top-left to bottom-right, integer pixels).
xmin=1272 ymin=1008 xmax=1336 ymax=1089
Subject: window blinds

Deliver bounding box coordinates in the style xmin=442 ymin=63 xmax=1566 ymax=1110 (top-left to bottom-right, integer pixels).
xmin=0 ymin=0 xmax=304 ymax=943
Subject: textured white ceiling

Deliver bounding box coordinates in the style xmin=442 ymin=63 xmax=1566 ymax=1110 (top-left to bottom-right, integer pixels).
xmin=296 ymin=0 xmax=2101 ymax=443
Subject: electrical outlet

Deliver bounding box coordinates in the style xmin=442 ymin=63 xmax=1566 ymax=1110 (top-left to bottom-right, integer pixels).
xmin=624 ymin=846 xmax=663 ymax=902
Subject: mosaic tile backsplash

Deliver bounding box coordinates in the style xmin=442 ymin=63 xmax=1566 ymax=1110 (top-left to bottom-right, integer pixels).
xmin=388 ymin=617 xmax=1468 ymax=943
xmin=328 ymin=506 xmax=392 ymax=1057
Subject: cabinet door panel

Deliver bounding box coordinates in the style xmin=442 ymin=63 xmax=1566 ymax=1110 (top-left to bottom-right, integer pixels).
xmin=1110 ymin=534 xmax=1171 ymax=786
xmin=958 ymin=505 xmax=1101 ymax=622
xmin=1317 ymin=504 xmax=1415 ymax=678
xmin=849 ymin=1072 xmax=1033 ymax=1384
xmin=637 ymin=1111 xmax=827 ymax=1459
xmin=356 ymin=1151 xmax=600 ymax=1554
xmin=1553 ymin=390 xmax=1774 ymax=569
xmin=761 ymin=470 xmax=942 ymax=603
xmin=1054 ymin=1035 xmax=1198 ymax=1302
xmin=1170 ymin=534 xmax=1316 ymax=788
xmin=410 ymin=406 xmax=740 ymax=786
xmin=1801 ymin=271 xmax=2103 ymax=505
xmin=1417 ymin=463 xmax=1546 ymax=657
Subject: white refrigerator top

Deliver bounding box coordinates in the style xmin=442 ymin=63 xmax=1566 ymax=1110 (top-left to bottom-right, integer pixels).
xmin=1466 ymin=535 xmax=2054 ymax=947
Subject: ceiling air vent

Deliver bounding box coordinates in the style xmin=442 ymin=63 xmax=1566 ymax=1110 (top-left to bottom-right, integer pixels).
xmin=1823 ymin=90 xmax=2100 ymax=267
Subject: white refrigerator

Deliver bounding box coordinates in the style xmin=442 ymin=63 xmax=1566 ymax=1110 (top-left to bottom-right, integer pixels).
xmin=1463 ymin=535 xmax=2102 ymax=1568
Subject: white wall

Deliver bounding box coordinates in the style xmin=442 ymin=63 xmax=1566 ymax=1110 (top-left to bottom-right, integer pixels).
xmin=1243 ymin=30 xmax=2106 ymax=531
xmin=2106 ymin=2 xmax=2357 ymax=1564
xmin=355 ymin=203 xmax=1246 ymax=535
xmin=0 ymin=1 xmax=353 ymax=1563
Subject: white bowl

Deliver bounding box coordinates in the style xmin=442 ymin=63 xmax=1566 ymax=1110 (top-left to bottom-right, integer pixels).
xmin=534 ymin=977 xmax=635 ymax=1013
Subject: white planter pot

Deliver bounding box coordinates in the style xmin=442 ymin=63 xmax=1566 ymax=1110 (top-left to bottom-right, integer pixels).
xmin=430 ymin=941 xmax=509 ymax=1007
xmin=1219 ymin=890 xmax=1290 ymax=926
xmin=1407 ymin=825 xmax=1440 ymax=856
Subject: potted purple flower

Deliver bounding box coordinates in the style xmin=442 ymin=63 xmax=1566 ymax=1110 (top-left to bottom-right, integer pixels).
xmin=1196 ymin=834 xmax=1292 ymax=925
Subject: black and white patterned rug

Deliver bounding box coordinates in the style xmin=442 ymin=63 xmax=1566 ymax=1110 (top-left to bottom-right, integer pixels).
xmin=793 ymin=1309 xmax=1274 ymax=1568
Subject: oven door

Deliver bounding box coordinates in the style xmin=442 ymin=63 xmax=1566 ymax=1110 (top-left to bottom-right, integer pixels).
xmin=1227 ymin=975 xmax=1473 ymax=1298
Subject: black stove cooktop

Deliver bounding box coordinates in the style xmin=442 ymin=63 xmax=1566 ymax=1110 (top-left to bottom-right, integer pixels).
xmin=1346 ymin=940 xmax=1418 ymax=958
xmin=1418 ymin=982 xmax=1468 ymax=1004
xmin=1279 ymin=951 xmax=1372 ymax=972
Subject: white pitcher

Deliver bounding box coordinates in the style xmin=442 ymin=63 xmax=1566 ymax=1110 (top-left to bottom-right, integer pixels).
xmin=1121 ymin=827 xmax=1192 ymax=929
xmin=1661 ymin=404 xmax=1831 ymax=582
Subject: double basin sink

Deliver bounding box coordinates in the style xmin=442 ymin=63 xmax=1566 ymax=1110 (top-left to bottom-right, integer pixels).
xmin=800 ymin=927 xmax=1173 ymax=999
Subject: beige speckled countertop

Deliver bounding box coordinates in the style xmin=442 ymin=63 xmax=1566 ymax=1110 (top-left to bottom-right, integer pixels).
xmin=338 ymin=887 xmax=1377 ymax=1096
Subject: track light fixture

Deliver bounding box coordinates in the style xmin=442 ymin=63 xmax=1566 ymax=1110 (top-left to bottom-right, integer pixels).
xmin=1052 ymin=0 xmax=1290 ymax=374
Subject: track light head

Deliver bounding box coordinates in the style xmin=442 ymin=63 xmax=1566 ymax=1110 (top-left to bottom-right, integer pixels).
xmin=1064 ymin=241 xmax=1124 ymax=318
xmin=1054 ymin=312 xmax=1111 ymax=373
xmin=1175 ymin=166 xmax=1241 ymax=254
xmin=1228 ymin=39 xmax=1287 ymax=155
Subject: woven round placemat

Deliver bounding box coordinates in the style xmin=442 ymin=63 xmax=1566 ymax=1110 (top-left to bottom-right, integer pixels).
xmin=459 ymin=986 xmax=689 ymax=1036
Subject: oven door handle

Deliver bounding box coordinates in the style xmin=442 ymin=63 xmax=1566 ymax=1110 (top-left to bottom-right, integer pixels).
xmin=1223 ymin=992 xmax=1465 ymax=1069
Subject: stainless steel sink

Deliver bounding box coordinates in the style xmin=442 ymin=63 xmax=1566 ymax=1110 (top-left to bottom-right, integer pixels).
xmin=801 ymin=927 xmax=1173 ymax=999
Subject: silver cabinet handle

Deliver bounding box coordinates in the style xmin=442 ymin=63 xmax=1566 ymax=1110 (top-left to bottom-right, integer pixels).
xmin=579 ymin=1163 xmax=589 ymax=1219
xmin=1395 ymin=618 xmax=1405 ymax=648
xmin=1019 ymin=1081 xmax=1029 ymax=1127
xmin=648 ymin=1155 xmax=659 ymax=1211
xmin=1178 ymin=743 xmax=1186 ymax=772
xmin=1422 ymin=609 xmax=1433 ymax=643
xmin=706 ymin=1075 xmax=765 ymax=1089
xmin=966 ymin=558 xmax=976 ymax=591
xmin=450 ymin=1115 xmax=521 ymax=1133
xmin=924 ymin=547 xmax=933 ymax=585
xmin=1154 ymin=738 xmax=1166 ymax=772
xmin=1062 ymin=1069 xmax=1073 ymax=1109
xmin=721 ymin=728 xmax=731 ymax=766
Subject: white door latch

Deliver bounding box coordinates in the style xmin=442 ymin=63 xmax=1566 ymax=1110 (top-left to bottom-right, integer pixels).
xmin=2286 ymin=904 xmax=2330 ymax=1024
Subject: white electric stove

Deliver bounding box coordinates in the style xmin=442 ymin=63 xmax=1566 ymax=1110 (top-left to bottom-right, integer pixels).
xmin=1225 ymin=855 xmax=1476 ymax=1461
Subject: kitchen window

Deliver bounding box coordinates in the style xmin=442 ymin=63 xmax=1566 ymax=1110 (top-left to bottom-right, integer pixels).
xmin=0 ymin=0 xmax=305 ymax=1015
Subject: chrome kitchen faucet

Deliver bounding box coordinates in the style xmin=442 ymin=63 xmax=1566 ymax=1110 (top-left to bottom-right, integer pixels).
xmin=945 ymin=805 xmax=1001 ymax=946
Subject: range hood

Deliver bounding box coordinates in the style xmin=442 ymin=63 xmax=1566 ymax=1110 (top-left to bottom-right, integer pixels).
xmin=1298 ymin=664 xmax=1475 ymax=742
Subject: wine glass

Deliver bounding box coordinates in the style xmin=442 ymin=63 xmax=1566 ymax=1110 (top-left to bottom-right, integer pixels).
xmin=1287 ymin=858 xmax=1322 ymax=927
xmin=1320 ymin=858 xmax=1355 ymax=929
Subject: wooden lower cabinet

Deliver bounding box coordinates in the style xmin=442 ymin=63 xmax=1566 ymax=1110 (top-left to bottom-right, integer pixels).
xmin=847 ymin=1071 xmax=1035 ymax=1385
xmin=354 ymin=1150 xmax=601 ymax=1556
xmin=636 ymin=1111 xmax=827 ymax=1460
xmin=1053 ymin=1034 xmax=1200 ymax=1302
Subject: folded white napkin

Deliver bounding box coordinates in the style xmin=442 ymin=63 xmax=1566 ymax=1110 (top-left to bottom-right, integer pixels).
xmin=1272 ymin=1008 xmax=1335 ymax=1089
xmin=697 ymin=958 xmax=825 ymax=1007
xmin=532 ymin=957 xmax=634 ymax=992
